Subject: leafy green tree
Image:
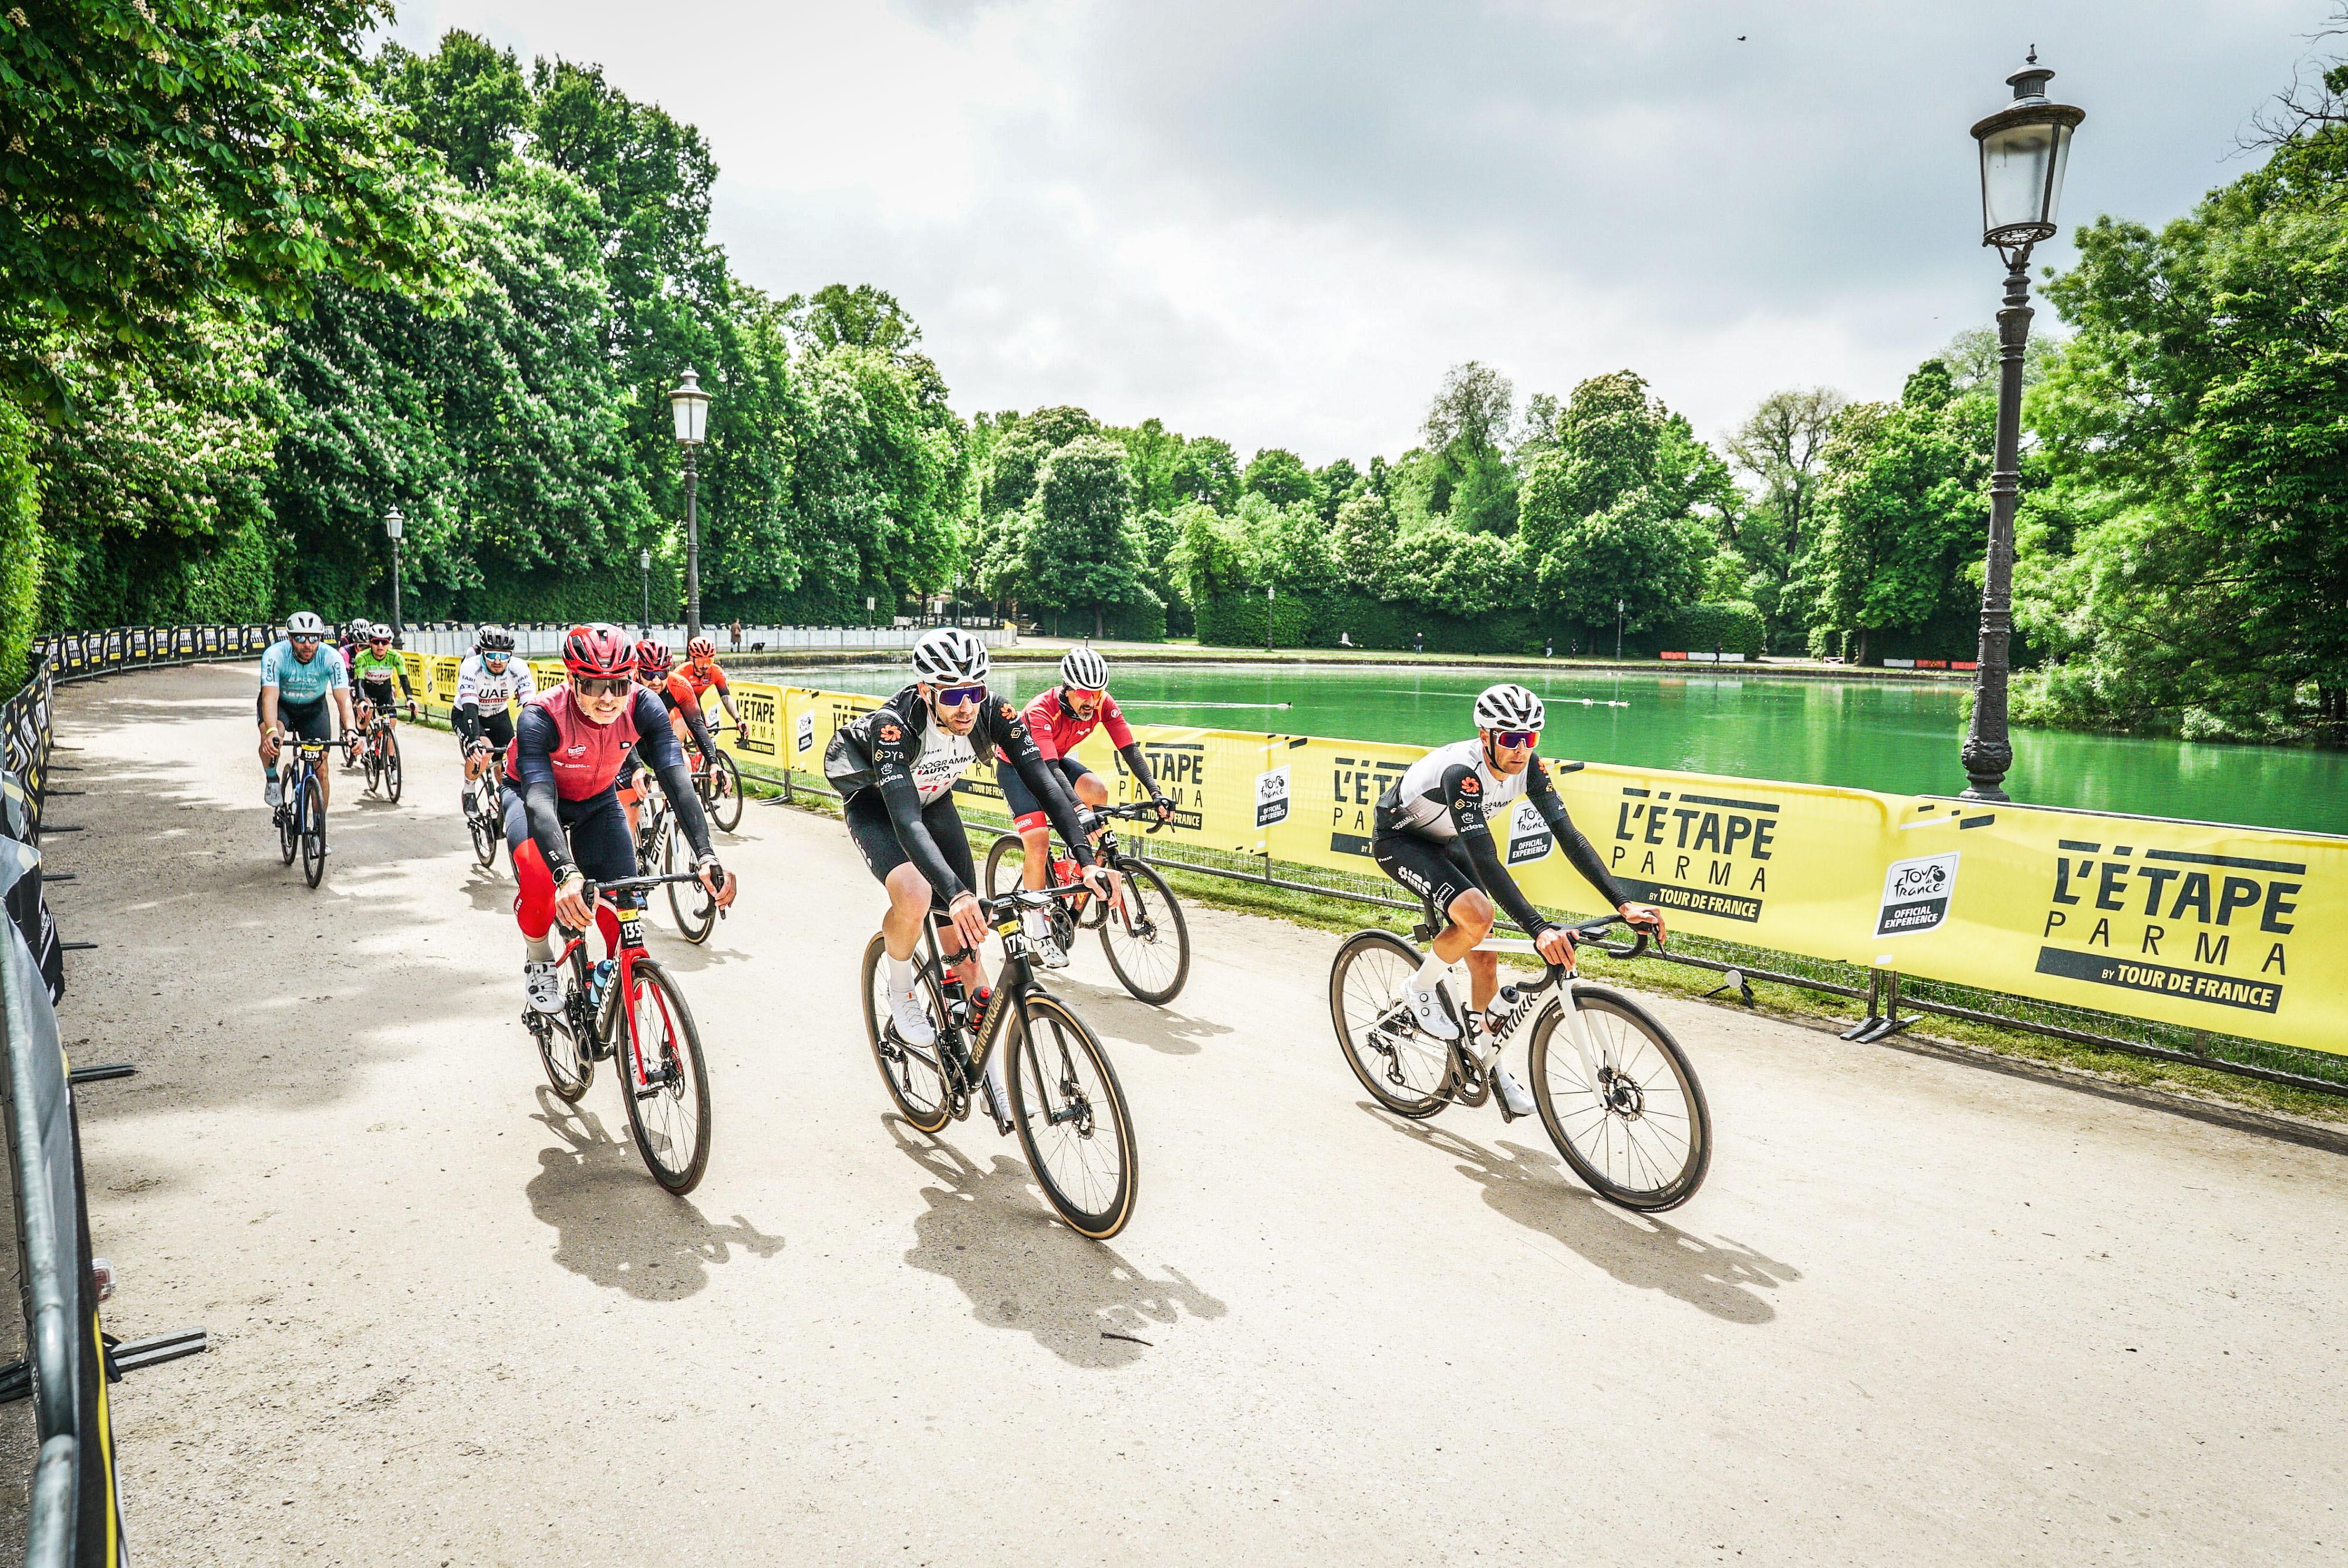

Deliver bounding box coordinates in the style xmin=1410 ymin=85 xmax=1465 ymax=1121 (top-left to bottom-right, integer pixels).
xmin=0 ymin=0 xmax=463 ymax=417
xmin=1331 ymin=488 xmax=1397 ymax=594
xmin=377 ymin=30 xmax=532 ymax=191
xmin=1312 ymin=457 xmax=1361 ymax=521
xmin=1106 ymin=417 xmax=1189 ymax=514
xmin=1243 ymin=446 xmax=1317 ymax=509
xmin=1024 ymin=404 xmax=1099 ymax=450
xmin=1172 ymin=434 xmax=1240 ymax=510
xmin=1421 ymin=361 xmax=1517 ymax=534
xmin=788 ymin=283 xmax=921 ymax=353
xmin=1021 ymin=434 xmax=1151 ymax=638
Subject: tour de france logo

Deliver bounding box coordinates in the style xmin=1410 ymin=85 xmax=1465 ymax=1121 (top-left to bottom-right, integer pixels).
xmin=1877 ymin=851 xmax=1959 ymax=937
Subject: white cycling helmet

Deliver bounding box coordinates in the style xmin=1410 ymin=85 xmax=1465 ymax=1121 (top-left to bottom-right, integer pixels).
xmin=369 ymin=622 xmax=394 ymax=641
xmin=912 ymin=627 xmax=991 ymax=686
xmin=475 ymin=625 xmax=515 ymax=653
xmin=1472 ymin=682 xmax=1545 ymax=733
xmin=285 ymin=611 xmax=327 ymax=638
xmin=1060 ymin=646 xmax=1109 ymax=690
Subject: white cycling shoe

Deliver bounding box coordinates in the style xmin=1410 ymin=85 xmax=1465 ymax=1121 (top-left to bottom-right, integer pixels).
xmin=887 ymin=986 xmax=937 ymax=1048
xmin=1399 ymin=975 xmax=1459 ymax=1040
xmin=264 ymin=779 xmax=282 ymax=809
xmin=981 ymin=1064 xmax=1014 ymax=1130
xmin=523 ymin=960 xmax=564 ymax=1015
xmin=1493 ymin=1065 xmax=1537 ymax=1122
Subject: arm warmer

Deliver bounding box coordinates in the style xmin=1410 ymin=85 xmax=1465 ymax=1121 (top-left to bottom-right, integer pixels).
xmin=511 ymin=707 xmax=573 ymax=878
xmin=453 ymin=701 xmax=482 ymax=746
xmin=1116 ymin=741 xmax=1165 ymax=801
xmin=1438 ymin=763 xmax=1554 ymax=940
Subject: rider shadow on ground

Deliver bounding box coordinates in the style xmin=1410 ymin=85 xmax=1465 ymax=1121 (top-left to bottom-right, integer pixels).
xmin=1052 ymin=975 xmax=1235 ymax=1057
xmin=884 ymin=1115 xmax=1225 ymax=1368
xmin=1362 ymin=1105 xmax=1798 ymax=1326
xmin=526 ymin=1088 xmax=784 ymax=1302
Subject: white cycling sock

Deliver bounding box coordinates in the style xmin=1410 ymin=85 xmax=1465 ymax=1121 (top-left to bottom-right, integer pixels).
xmin=1412 ymin=951 xmax=1449 ymax=990
xmin=525 ymin=936 xmax=553 ymax=964
xmin=886 ymin=952 xmax=915 ymax=993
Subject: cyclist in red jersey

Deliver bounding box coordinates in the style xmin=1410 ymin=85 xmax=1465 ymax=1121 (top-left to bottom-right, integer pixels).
xmin=998 ymin=647 xmax=1172 ymax=893
xmin=676 ymin=636 xmax=745 ymax=736
xmin=506 ymin=625 xmax=736 ymax=1015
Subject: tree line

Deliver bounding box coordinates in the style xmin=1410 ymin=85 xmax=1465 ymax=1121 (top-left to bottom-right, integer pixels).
xmin=1 ymin=8 xmax=2341 ymax=744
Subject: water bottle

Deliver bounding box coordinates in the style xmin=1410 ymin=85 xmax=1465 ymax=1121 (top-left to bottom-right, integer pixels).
xmin=1482 ymin=983 xmax=1535 ymax=1045
xmin=586 ymin=957 xmax=617 ymax=1011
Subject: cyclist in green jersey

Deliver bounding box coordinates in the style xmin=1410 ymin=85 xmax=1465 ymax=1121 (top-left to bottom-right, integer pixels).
xmin=349 ymin=625 xmax=416 ymax=727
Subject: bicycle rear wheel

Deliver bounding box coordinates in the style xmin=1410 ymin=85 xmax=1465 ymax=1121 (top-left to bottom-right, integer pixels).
xmin=619 ymin=956 xmax=712 ymax=1193
xmin=382 ymin=729 xmax=402 ymax=805
xmin=1099 ymin=862 xmax=1190 ymax=1005
xmin=707 ymin=748 xmax=743 ymax=833
xmin=1328 ymin=930 xmax=1453 ymax=1118
xmin=1527 ymin=986 xmax=1711 ymax=1212
xmin=468 ymin=775 xmax=498 ymax=867
xmin=1006 ymin=992 xmax=1137 ymax=1239
xmin=982 ymin=832 xmax=1025 ymax=901
xmin=276 ymin=778 xmax=297 ymax=865
xmin=536 ymin=987 xmax=593 ymax=1103
xmin=662 ymin=820 xmax=716 ymax=943
xmin=300 ymin=774 xmax=327 ymax=888
xmin=859 ymin=933 xmax=951 ymax=1133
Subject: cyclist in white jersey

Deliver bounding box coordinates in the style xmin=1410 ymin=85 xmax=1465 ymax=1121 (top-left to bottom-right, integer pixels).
xmin=452 ymin=626 xmax=538 ymax=821
xmin=1371 ymin=683 xmax=1665 ymax=1119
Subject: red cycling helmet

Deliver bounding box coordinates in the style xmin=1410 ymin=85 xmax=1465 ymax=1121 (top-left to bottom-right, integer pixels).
xmin=562 ymin=622 xmax=636 ymax=680
xmin=687 ymin=635 xmax=716 ymax=660
xmin=635 ymin=638 xmax=673 ymax=676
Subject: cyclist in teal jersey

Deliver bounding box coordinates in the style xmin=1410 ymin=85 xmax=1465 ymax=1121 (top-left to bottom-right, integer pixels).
xmin=258 ymin=611 xmax=357 ymax=814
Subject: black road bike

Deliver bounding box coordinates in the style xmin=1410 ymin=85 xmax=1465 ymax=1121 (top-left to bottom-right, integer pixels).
xmin=464 ymin=744 xmax=505 ymax=869
xmin=983 ymin=801 xmax=1191 ymax=1006
xmin=525 ymin=872 xmax=715 ymax=1193
xmin=859 ymin=884 xmax=1138 ymax=1239
xmin=632 ymin=784 xmax=719 ymax=944
xmin=1329 ymin=907 xmax=1712 ymax=1212
xmin=694 ymin=729 xmax=744 ymax=834
xmin=357 ymin=703 xmax=406 ymax=804
xmin=272 ymin=735 xmax=331 ymax=889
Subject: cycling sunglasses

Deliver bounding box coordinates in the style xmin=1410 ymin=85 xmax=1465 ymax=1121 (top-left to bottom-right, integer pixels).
xmin=367 ymin=638 xmax=390 ymax=648
xmin=935 ymin=683 xmax=988 ymax=708
xmin=289 ymin=635 xmax=322 ymax=647
xmin=1491 ymin=728 xmax=1541 ymax=749
xmin=573 ymin=676 xmax=632 ymax=700
xmin=1065 ymin=687 xmax=1105 ymax=702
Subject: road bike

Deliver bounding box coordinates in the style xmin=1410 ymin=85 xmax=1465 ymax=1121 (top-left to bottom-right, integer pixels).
xmin=464 ymin=743 xmax=505 ymax=868
xmin=355 ymin=701 xmax=409 ymax=804
xmin=632 ymin=783 xmax=718 ymax=944
xmin=981 ymin=801 xmax=1191 ymax=1005
xmin=859 ymin=884 xmax=1138 ymax=1239
xmin=271 ymin=734 xmax=332 ymax=889
xmin=1328 ymin=905 xmax=1711 ymax=1212
xmin=692 ymin=727 xmax=744 ymax=834
xmin=525 ymin=871 xmax=715 ymax=1193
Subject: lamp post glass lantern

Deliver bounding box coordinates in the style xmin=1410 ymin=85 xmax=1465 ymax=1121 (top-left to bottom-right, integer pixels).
xmin=668 ymin=367 xmax=711 ymax=641
xmin=383 ymin=506 xmax=405 ymax=646
xmin=1959 ymin=54 xmax=2083 ymax=802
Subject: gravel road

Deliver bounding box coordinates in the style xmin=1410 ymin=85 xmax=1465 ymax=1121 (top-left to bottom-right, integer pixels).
xmin=22 ymin=663 xmax=2348 ymax=1566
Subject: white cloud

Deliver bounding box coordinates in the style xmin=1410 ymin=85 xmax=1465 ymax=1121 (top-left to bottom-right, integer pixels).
xmin=389 ymin=0 xmax=2322 ymax=460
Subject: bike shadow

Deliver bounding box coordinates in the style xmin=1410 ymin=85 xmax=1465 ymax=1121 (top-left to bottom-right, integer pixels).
xmin=1050 ymin=974 xmax=1234 ymax=1057
xmin=1361 ymin=1105 xmax=1798 ymax=1326
xmin=526 ymin=1088 xmax=784 ymax=1301
xmin=884 ymin=1114 xmax=1225 ymax=1368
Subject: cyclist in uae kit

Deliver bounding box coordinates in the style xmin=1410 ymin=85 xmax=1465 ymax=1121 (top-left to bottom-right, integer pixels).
xmin=453 ymin=626 xmax=537 ymax=824
xmin=999 ymin=646 xmax=1173 ymax=897
xmin=508 ymin=625 xmax=736 ymax=1014
xmin=615 ymin=639 xmax=715 ymax=837
xmin=348 ymin=623 xmax=416 ymax=730
xmin=825 ymin=628 xmax=1109 ymax=1118
xmin=257 ymin=611 xmax=357 ymax=812
xmin=1372 ymin=682 xmax=1665 ymax=1119
xmin=675 ymin=637 xmax=745 ymax=736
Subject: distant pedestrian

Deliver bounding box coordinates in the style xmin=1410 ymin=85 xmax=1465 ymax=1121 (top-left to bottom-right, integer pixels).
xmin=1545 ymin=637 xmax=1554 ymax=659
xmin=1413 ymin=630 xmax=1425 ymax=655
xmin=730 ymin=619 xmax=743 ymax=652
xmin=1338 ymin=631 xmax=1354 ymax=648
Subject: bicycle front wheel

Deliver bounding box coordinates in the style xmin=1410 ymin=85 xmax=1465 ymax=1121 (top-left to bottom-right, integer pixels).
xmin=1006 ymin=992 xmax=1136 ymax=1239
xmin=382 ymin=729 xmax=402 ymax=805
xmin=468 ymin=777 xmax=498 ymax=868
xmin=708 ymin=749 xmax=743 ymax=833
xmin=859 ymin=933 xmax=951 ymax=1133
xmin=1099 ymin=862 xmax=1189 ymax=1005
xmin=300 ymin=774 xmax=327 ymax=888
xmin=276 ymin=780 xmax=298 ymax=865
xmin=662 ymin=820 xmax=716 ymax=943
xmin=1527 ymin=986 xmax=1711 ymax=1212
xmin=982 ymin=832 xmax=1025 ymax=901
xmin=619 ymin=956 xmax=712 ymax=1194
xmin=1329 ymin=930 xmax=1452 ymax=1118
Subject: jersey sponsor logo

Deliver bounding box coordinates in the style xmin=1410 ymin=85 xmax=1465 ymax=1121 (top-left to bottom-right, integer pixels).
xmin=1458 ymin=775 xmax=1480 ymax=795
xmin=878 ymin=722 xmax=902 ymax=744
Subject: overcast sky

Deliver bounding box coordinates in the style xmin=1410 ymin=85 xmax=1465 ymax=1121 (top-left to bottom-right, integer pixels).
xmin=387 ymin=0 xmax=2327 ymax=462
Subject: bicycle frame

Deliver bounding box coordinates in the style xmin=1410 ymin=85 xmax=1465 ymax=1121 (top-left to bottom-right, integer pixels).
xmin=1426 ymin=914 xmax=1649 ymax=1095
xmin=554 ymin=894 xmax=666 ymax=1094
xmin=906 ymin=886 xmax=1089 ymax=1102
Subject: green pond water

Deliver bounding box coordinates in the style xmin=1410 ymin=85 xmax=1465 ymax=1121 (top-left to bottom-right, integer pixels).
xmin=798 ymin=662 xmax=2348 ymax=838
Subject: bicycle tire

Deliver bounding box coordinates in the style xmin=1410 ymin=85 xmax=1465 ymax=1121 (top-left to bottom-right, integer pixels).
xmin=276 ymin=779 xmax=298 ymax=865
xmin=300 ymin=773 xmax=327 ymax=888
xmin=662 ymin=820 xmax=716 ymax=943
xmin=709 ymin=749 xmax=744 ymax=833
xmin=469 ymin=776 xmax=497 ymax=868
xmin=1527 ymin=986 xmax=1711 ymax=1212
xmin=1006 ymin=991 xmax=1138 ymax=1239
xmin=1328 ymin=930 xmax=1453 ymax=1118
xmin=363 ymin=739 xmax=382 ymax=795
xmin=382 ymin=729 xmax=402 ymax=805
xmin=859 ymin=933 xmax=951 ymax=1133
xmin=983 ymin=832 xmax=1024 ymax=901
xmin=619 ymin=956 xmax=713 ymax=1194
xmin=1099 ymin=861 xmax=1190 ymax=1005
xmin=537 ymin=994 xmax=593 ymax=1102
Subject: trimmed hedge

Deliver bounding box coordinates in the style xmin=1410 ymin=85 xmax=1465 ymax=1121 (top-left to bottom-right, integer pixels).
xmin=1195 ymin=592 xmax=1761 ymax=659
xmin=1655 ymin=602 xmax=1765 ymax=658
xmin=0 ymin=404 xmax=40 ymax=689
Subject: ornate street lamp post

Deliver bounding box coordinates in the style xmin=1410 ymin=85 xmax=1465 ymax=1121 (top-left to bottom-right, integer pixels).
xmin=667 ymin=367 xmax=711 ymax=642
xmin=640 ymin=547 xmax=653 ymax=641
xmin=1959 ymin=53 xmax=2083 ymax=801
xmin=383 ymin=506 xmax=406 ymax=646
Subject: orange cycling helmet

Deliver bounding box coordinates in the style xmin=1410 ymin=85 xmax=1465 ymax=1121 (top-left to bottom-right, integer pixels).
xmin=635 ymin=639 xmax=673 ymax=676
xmin=562 ymin=623 xmax=636 ymax=679
xmin=687 ymin=635 xmax=716 ymax=660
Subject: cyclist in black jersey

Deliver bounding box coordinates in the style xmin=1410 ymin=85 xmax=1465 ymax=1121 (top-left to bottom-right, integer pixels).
xmin=825 ymin=629 xmax=1109 ymax=1105
xmin=1372 ymin=682 xmax=1665 ymax=1118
